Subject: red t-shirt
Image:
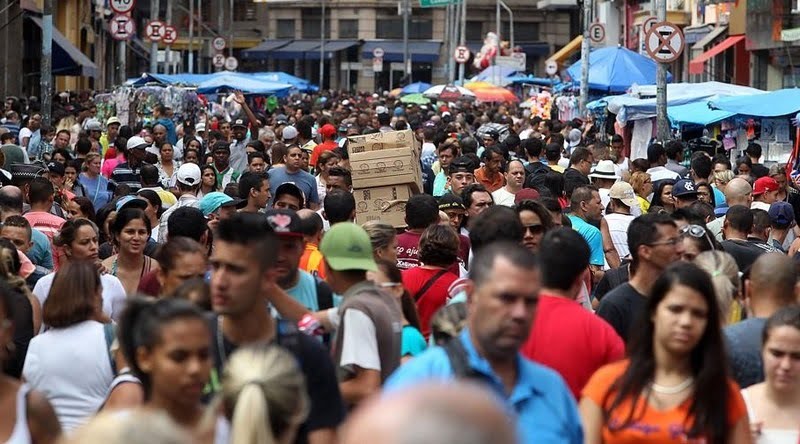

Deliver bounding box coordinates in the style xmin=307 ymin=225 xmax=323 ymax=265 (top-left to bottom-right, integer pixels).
xmin=396 ymin=231 xmax=422 ymax=270
xmin=402 ymin=266 xmax=459 ymax=339
xmin=520 ymin=293 xmax=625 ymax=399
xmin=137 ymin=270 xmax=161 ymax=297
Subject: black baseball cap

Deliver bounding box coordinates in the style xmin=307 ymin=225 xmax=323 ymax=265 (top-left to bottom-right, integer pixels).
xmin=263 ymin=208 xmax=303 ymax=238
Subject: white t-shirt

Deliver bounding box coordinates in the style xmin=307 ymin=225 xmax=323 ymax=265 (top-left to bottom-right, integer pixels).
xmin=605 ymin=212 xmax=635 ymax=259
xmin=18 ymin=127 xmax=32 ymax=146
xmin=23 ymin=320 xmax=114 ymax=432
xmin=33 ymin=273 xmax=127 ymax=324
xmin=339 ymin=309 xmax=381 ymax=371
xmin=491 ymin=187 xmax=516 ymax=207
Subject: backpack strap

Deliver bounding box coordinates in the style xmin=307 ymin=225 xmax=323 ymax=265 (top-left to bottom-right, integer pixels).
xmin=315 ymin=277 xmax=334 ymax=311
xmin=413 ymin=269 xmax=450 ymax=303
xmin=443 ymin=336 xmax=484 ymax=381
xmin=103 ymin=323 xmax=117 ymax=374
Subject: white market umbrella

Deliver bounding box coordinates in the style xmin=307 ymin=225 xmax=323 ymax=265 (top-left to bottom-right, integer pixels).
xmin=422 ymin=84 xmax=476 ymax=101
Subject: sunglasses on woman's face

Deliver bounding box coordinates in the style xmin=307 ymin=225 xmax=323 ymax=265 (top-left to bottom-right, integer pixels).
xmin=523 ymin=223 xmax=545 ymax=235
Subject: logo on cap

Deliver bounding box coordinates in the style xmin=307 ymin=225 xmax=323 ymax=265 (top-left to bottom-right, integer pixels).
xmin=267 ymin=214 xmax=293 ymax=232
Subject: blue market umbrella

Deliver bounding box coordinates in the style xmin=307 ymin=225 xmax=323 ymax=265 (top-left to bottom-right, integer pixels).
xmin=196 ymin=75 xmax=294 ymax=96
xmin=401 ymin=82 xmax=432 ymax=95
xmin=566 ymin=46 xmax=672 ymax=93
xmin=473 ymin=65 xmax=519 ymax=83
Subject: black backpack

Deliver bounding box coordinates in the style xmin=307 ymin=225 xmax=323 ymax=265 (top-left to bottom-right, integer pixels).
xmin=524 ymin=161 xmax=551 ymax=191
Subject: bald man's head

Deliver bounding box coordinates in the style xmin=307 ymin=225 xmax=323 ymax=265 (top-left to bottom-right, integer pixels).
xmin=724 ymin=178 xmax=753 ymax=207
xmin=0 ymin=185 xmax=23 ymax=219
xmin=748 ymin=253 xmax=797 ymax=306
xmin=341 ymin=383 xmax=516 ymax=444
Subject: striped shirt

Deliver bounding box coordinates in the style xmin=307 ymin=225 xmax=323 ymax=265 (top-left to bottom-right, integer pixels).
xmin=110 ymin=162 xmax=142 ymax=193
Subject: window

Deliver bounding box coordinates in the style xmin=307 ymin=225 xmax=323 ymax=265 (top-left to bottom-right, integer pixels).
xmin=301 ymin=9 xmax=330 ymax=39
xmin=465 ymin=21 xmax=484 ymax=42
xmin=339 ymin=19 xmax=359 ymax=39
xmin=277 ymin=19 xmax=295 ymax=39
xmin=233 ymin=0 xmax=256 ymax=22
xmin=501 ymin=22 xmax=540 ymax=42
xmin=375 ymin=18 xmax=433 ymax=39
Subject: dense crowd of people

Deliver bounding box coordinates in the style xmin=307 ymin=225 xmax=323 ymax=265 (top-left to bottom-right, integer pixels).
xmin=0 ymin=89 xmax=798 ymax=444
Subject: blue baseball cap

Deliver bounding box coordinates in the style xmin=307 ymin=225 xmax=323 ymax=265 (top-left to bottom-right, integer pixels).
xmin=116 ymin=195 xmax=148 ymax=212
xmin=769 ymin=201 xmax=795 ymax=226
xmin=672 ymin=179 xmax=698 ymax=198
xmin=199 ymin=192 xmax=243 ymax=216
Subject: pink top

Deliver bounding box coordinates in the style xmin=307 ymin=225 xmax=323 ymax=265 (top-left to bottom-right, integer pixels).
xmin=101 ymin=154 xmax=125 ymax=178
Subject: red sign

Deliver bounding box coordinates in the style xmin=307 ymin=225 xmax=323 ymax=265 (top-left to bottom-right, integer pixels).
xmin=110 ymin=14 xmax=135 ymax=41
xmin=162 ymin=25 xmax=177 ymax=44
xmin=145 ymin=20 xmax=165 ymax=42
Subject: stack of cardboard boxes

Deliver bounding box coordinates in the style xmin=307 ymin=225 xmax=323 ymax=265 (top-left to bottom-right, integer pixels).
xmin=346 ymin=129 xmax=423 ymax=227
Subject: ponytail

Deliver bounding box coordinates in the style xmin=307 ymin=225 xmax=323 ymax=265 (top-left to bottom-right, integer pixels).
xmin=222 ymin=345 xmax=309 ymax=444
xmin=230 ymin=383 xmax=274 ymax=444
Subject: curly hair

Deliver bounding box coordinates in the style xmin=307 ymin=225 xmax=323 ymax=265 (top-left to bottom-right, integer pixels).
xmin=418 ymin=224 xmax=460 ymax=267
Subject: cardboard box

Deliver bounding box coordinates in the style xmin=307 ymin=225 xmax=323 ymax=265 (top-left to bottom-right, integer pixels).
xmin=349 ymin=146 xmax=423 ymax=190
xmin=354 ymin=184 xmax=415 ymax=228
xmin=347 ymin=129 xmax=419 ymax=154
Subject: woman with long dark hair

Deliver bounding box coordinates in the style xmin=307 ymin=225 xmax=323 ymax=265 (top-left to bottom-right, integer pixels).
xmin=651 ymin=179 xmax=676 ymax=214
xmin=580 ymin=262 xmax=751 ymax=443
xmin=102 ymin=208 xmax=160 ymax=295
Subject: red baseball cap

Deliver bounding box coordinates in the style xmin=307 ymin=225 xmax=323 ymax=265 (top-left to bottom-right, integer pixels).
xmin=319 ymin=124 xmax=337 ymax=138
xmin=753 ymin=176 xmax=779 ymax=196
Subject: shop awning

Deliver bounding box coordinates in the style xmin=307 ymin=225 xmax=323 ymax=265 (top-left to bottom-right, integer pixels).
xmin=547 ymin=36 xmax=582 ymax=64
xmin=689 ymin=35 xmax=744 ymax=75
xmin=240 ymin=40 xmax=292 ymax=60
xmin=305 ymin=40 xmax=360 ymax=59
xmin=361 ymin=41 xmax=442 ymax=62
xmin=517 ymin=42 xmax=550 ymax=56
xmin=28 ymin=16 xmax=97 ymax=77
xmin=271 ymin=40 xmax=322 ymax=60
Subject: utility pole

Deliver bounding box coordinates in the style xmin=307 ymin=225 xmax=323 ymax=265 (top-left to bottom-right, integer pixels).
xmin=165 ymin=0 xmax=173 ymax=74
xmin=495 ymin=0 xmax=500 ymax=86
xmin=117 ymin=38 xmax=126 ymax=85
xmin=579 ymin=0 xmax=592 ymax=114
xmin=458 ymin=0 xmax=467 ymax=84
xmin=319 ymin=0 xmax=325 ymax=88
xmin=150 ymin=0 xmax=160 ymax=73
xmin=402 ymin=0 xmax=411 ymax=84
xmin=197 ymin=0 xmax=203 ymax=73
xmin=41 ymin=0 xmax=53 ymax=126
xmin=655 ymin=0 xmax=669 ymax=142
xmin=229 ymin=0 xmax=234 ymax=58
xmin=445 ymin=2 xmax=451 ymax=83
xmin=188 ymin=0 xmax=194 ymax=73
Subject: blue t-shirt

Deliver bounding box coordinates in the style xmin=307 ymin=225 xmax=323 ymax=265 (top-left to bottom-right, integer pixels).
xmin=724 ymin=317 xmax=767 ymax=388
xmin=268 ymin=166 xmax=320 ymax=206
xmin=78 ymin=173 xmax=112 ymax=214
xmin=432 ymin=170 xmax=447 ymax=197
xmin=567 ymin=215 xmax=604 ymax=266
xmin=286 ymin=270 xmax=321 ymax=311
xmin=401 ymin=325 xmax=427 ymax=357
xmin=28 ymin=228 xmax=53 ymax=270
xmin=386 ymin=329 xmax=583 ymax=444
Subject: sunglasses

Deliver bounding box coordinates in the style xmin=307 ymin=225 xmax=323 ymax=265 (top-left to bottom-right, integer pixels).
xmin=523 ymin=223 xmax=545 ymax=235
xmin=680 ymin=224 xmax=716 ymax=250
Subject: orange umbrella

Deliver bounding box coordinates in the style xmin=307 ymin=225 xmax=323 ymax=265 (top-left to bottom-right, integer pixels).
xmin=474 ymin=87 xmax=519 ymax=103
xmin=464 ymin=81 xmax=496 ymax=91
xmin=389 ymin=88 xmax=404 ymax=97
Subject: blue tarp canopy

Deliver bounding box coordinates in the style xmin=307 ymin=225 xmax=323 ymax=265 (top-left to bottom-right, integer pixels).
xmin=566 ymin=46 xmax=671 ymax=93
xmin=667 ymin=101 xmax=736 ymax=128
xmin=241 ymin=40 xmax=292 ymax=60
xmin=195 ymin=74 xmax=293 ymax=96
xmin=361 ymin=41 xmax=442 ymax=62
xmin=127 ymin=72 xmax=318 ymax=93
xmin=709 ymin=88 xmax=800 ymax=117
xmin=588 ymin=82 xmax=764 ymax=126
xmin=29 ymin=16 xmax=97 ymax=77
xmin=473 ymin=65 xmax=518 ymax=81
xmin=401 ymin=82 xmax=432 ymax=94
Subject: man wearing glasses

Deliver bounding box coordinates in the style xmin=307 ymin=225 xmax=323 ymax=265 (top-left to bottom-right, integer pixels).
xmin=597 ymin=213 xmax=683 ymax=342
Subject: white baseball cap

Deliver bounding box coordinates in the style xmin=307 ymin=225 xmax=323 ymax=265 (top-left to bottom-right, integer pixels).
xmin=196 ymin=122 xmax=206 ymax=133
xmin=176 ymin=163 xmax=202 ymax=186
xmin=283 ymin=126 xmax=298 ymax=141
xmin=126 ymin=136 xmax=149 ymax=151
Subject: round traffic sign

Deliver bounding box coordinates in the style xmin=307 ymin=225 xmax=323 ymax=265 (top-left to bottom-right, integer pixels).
xmin=145 ymin=20 xmax=165 ymax=42
xmin=110 ymin=0 xmax=135 ymax=15
xmin=162 ymin=25 xmax=177 ymax=45
xmin=453 ymin=45 xmax=471 ymax=64
xmin=589 ymin=23 xmax=606 ymax=43
xmin=372 ymin=47 xmax=384 ymax=58
xmin=545 ymin=60 xmax=558 ymax=76
xmin=645 ymin=21 xmax=685 ymax=63
xmin=213 ymin=54 xmax=225 ymax=68
xmin=224 ymin=56 xmax=239 ymax=71
xmin=643 ymin=16 xmax=658 ymax=34
xmin=212 ymin=37 xmax=227 ymax=51
xmin=110 ymin=14 xmax=136 ymax=41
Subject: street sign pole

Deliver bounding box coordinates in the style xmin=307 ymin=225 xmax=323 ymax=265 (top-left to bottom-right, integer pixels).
xmin=579 ymin=0 xmax=592 ymax=115
xmin=150 ymin=0 xmax=160 ymax=73
xmin=655 ymin=0 xmax=668 ymax=142
xmin=458 ymin=0 xmax=467 ymax=84
xmin=42 ymin=0 xmax=53 ymax=126
xmin=165 ymin=0 xmax=173 ymax=74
